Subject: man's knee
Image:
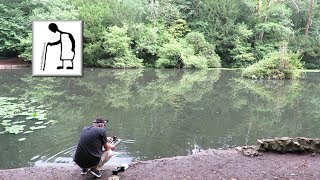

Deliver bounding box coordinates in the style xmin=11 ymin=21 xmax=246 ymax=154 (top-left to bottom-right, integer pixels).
xmin=101 ymin=149 xmax=113 ymax=161
xmin=95 ymin=150 xmax=113 ymax=168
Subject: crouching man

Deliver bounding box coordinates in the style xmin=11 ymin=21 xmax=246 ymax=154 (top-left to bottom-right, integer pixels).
xmin=74 ymin=117 xmax=116 ymax=178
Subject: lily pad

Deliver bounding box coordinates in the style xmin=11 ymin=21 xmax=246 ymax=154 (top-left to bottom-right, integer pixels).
xmin=20 ymin=112 xmax=31 ymax=116
xmin=12 ymin=121 xmax=26 ymax=125
xmin=23 ymin=130 xmax=34 ymax=134
xmin=1 ymin=121 xmax=11 ymax=126
xmin=31 ymin=113 xmax=38 ymax=117
xmin=18 ymin=138 xmax=26 ymax=141
xmin=3 ymin=115 xmax=14 ymax=119
xmin=38 ymin=105 xmax=45 ymax=108
xmin=37 ymin=117 xmax=47 ymax=121
xmin=44 ymin=120 xmax=58 ymax=125
xmin=29 ymin=125 xmax=46 ymax=130
xmin=5 ymin=125 xmax=26 ymax=134
xmin=0 ymin=96 xmax=51 ymax=136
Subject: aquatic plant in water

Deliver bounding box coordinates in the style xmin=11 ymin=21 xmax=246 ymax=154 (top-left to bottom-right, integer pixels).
xmin=0 ymin=97 xmax=57 ymax=140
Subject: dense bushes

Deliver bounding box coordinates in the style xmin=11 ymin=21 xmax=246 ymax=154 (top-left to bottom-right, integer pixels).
xmin=1 ymin=0 xmax=221 ymax=69
xmin=184 ymin=32 xmax=221 ymax=68
xmin=97 ymin=26 xmax=143 ymax=68
xmin=18 ymin=0 xmax=79 ymax=61
xmin=0 ymin=2 xmax=29 ymax=57
xmin=242 ymin=47 xmax=303 ymax=79
xmin=1 ymin=0 xmax=319 ymax=71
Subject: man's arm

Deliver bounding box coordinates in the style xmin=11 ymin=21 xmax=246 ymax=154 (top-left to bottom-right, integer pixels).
xmin=48 ymin=40 xmax=61 ymax=46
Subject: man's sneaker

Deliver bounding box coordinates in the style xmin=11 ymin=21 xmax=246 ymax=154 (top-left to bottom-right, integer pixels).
xmin=81 ymin=168 xmax=88 ymax=175
xmin=89 ymin=168 xmax=102 ymax=178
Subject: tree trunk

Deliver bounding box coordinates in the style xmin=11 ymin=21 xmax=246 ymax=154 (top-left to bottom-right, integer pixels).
xmin=259 ymin=17 xmax=266 ymax=41
xmin=149 ymin=0 xmax=157 ymax=21
xmin=258 ymin=0 xmax=264 ymax=41
xmin=305 ymin=0 xmax=313 ymax=36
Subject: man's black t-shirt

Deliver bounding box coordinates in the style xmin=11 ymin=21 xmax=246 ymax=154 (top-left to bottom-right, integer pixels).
xmin=74 ymin=126 xmax=107 ymax=168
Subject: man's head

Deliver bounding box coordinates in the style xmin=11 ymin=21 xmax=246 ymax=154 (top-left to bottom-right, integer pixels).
xmin=92 ymin=117 xmax=108 ymax=128
xmin=48 ymin=23 xmax=59 ymax=33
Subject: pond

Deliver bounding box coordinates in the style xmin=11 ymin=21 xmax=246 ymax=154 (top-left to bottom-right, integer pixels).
xmin=0 ymin=68 xmax=320 ymax=169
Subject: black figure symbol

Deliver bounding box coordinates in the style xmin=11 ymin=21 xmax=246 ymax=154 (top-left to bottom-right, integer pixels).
xmin=43 ymin=23 xmax=75 ymax=71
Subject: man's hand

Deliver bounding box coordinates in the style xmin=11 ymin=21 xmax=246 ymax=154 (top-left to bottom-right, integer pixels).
xmin=108 ymin=143 xmax=116 ymax=151
xmin=107 ymin=137 xmax=113 ymax=143
xmin=103 ymin=142 xmax=116 ymax=151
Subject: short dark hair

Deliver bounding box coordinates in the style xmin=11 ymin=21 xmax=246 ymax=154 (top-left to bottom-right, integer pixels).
xmin=93 ymin=117 xmax=108 ymax=124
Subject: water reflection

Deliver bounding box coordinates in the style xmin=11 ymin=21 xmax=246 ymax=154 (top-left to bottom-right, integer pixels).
xmin=1 ymin=69 xmax=320 ymax=169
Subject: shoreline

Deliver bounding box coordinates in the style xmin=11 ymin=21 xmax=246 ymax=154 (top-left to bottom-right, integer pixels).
xmin=1 ymin=58 xmax=320 ymax=72
xmin=1 ymin=148 xmax=320 ymax=179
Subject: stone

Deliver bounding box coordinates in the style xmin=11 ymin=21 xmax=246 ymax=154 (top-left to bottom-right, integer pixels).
xmin=256 ymin=137 xmax=320 ymax=153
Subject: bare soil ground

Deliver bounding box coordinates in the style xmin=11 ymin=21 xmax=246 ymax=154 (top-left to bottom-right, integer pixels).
xmin=1 ymin=149 xmax=320 ymax=180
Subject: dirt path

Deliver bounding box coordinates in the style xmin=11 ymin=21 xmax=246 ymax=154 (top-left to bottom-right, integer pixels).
xmin=1 ymin=149 xmax=320 ymax=180
xmin=0 ymin=57 xmax=30 ymax=69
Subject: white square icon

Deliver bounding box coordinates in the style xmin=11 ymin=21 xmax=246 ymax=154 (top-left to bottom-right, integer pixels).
xmin=32 ymin=20 xmax=83 ymax=76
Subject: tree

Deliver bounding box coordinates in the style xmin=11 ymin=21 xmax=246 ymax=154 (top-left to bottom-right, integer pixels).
xmin=19 ymin=0 xmax=79 ymax=61
xmin=0 ymin=1 xmax=32 ymax=57
xmin=305 ymin=0 xmax=314 ymax=36
xmin=97 ymin=26 xmax=143 ymax=68
xmin=230 ymin=24 xmax=256 ymax=67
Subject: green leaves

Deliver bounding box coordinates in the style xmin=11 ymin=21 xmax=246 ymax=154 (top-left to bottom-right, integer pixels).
xmin=242 ymin=46 xmax=303 ymax=79
xmin=1 ymin=0 xmax=319 ymax=69
xmin=230 ymin=24 xmax=255 ymax=68
xmin=0 ymin=2 xmax=26 ymax=56
xmin=0 ymin=0 xmax=73 ymax=57
xmin=97 ymin=25 xmax=143 ymax=68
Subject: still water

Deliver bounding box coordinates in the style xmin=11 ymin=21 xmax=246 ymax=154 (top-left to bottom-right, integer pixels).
xmin=0 ymin=68 xmax=319 ymax=169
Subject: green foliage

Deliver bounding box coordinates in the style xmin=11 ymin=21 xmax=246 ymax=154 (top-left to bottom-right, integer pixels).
xmin=0 ymin=2 xmax=28 ymax=57
xmin=1 ymin=0 xmax=319 ymax=70
xmin=128 ymin=24 xmax=172 ymax=67
xmin=290 ymin=35 xmax=320 ymax=69
xmin=152 ymin=0 xmax=181 ymax=25
xmin=129 ymin=24 xmax=161 ymax=55
xmin=19 ymin=33 xmax=32 ymax=61
xmin=156 ymin=36 xmax=220 ymax=69
xmin=156 ymin=40 xmax=192 ymax=68
xmin=184 ymin=32 xmax=221 ymax=68
xmin=18 ymin=0 xmax=79 ymax=61
xmin=255 ymin=1 xmax=293 ymax=40
xmin=168 ymin=19 xmax=190 ymax=38
xmin=242 ymin=46 xmax=303 ymax=79
xmin=184 ymin=55 xmax=208 ymax=69
xmin=73 ymin=0 xmax=148 ymax=65
xmin=189 ymin=0 xmax=245 ymax=66
xmin=97 ymin=26 xmax=143 ymax=68
xmin=229 ymin=24 xmax=255 ymax=67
